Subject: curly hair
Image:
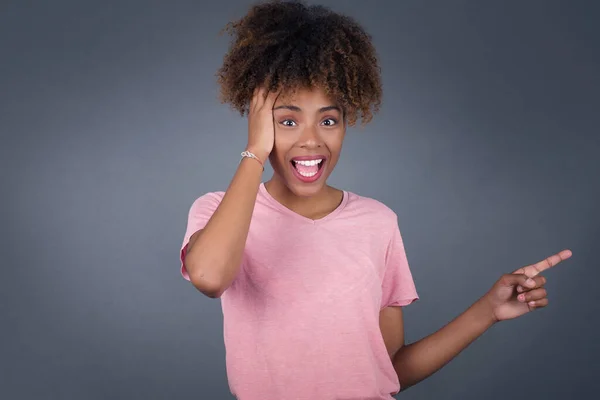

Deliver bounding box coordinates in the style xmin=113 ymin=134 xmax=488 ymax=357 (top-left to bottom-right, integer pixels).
xmin=216 ymin=0 xmax=382 ymax=126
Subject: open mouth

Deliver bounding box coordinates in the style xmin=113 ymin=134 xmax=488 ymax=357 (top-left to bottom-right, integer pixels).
xmin=290 ymin=156 xmax=326 ymax=182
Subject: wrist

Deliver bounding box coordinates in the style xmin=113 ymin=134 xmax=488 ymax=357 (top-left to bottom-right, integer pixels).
xmin=245 ymin=147 xmax=270 ymax=164
xmin=473 ymin=295 xmax=499 ymax=327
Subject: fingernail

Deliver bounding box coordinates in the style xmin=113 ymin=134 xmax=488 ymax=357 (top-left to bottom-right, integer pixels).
xmin=516 ymin=285 xmax=523 ymax=293
xmin=518 ymin=294 xmax=525 ymax=302
xmin=529 ymin=301 xmax=536 ymax=307
xmin=526 ymin=278 xmax=535 ymax=286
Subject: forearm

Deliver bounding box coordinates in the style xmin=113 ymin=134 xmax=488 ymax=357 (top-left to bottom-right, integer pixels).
xmin=393 ymin=297 xmax=496 ymax=390
xmin=185 ymin=156 xmax=263 ymax=296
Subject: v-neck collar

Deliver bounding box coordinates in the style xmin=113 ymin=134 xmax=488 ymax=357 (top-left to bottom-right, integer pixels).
xmin=259 ymin=183 xmax=348 ymax=225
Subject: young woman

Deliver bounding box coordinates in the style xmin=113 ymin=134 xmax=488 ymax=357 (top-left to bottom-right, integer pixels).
xmin=179 ymin=2 xmax=571 ymax=399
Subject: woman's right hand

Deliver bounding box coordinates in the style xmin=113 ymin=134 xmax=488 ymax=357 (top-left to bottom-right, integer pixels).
xmin=246 ymin=87 xmax=280 ymax=164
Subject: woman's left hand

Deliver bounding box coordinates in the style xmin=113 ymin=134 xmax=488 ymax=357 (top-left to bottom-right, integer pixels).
xmin=482 ymin=249 xmax=572 ymax=322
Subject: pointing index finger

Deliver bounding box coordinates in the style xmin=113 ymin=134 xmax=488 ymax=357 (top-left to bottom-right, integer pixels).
xmin=514 ymin=249 xmax=572 ymax=277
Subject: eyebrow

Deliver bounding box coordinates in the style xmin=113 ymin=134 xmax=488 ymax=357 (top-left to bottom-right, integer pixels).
xmin=273 ymin=105 xmax=342 ymax=113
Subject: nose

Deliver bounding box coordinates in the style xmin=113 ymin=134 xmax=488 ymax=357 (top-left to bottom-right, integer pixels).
xmin=298 ymin=125 xmax=323 ymax=149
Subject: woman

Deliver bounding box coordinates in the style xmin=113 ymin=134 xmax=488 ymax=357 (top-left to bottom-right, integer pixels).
xmin=179 ymin=1 xmax=571 ymax=399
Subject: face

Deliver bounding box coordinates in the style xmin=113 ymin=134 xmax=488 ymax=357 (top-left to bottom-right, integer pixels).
xmin=269 ymin=86 xmax=345 ymax=197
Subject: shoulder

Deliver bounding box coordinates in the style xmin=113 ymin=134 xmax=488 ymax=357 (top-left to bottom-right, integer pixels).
xmin=344 ymin=190 xmax=399 ymax=229
xmin=188 ymin=191 xmax=226 ymax=213
xmin=347 ymin=191 xmax=397 ymax=217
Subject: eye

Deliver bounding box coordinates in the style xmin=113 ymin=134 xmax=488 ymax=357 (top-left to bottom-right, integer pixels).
xmin=280 ymin=119 xmax=297 ymax=127
xmin=321 ymin=118 xmax=337 ymax=126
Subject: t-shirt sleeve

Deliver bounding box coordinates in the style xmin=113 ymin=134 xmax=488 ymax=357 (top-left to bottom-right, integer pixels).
xmin=380 ymin=216 xmax=419 ymax=308
xmin=179 ymin=192 xmax=222 ymax=281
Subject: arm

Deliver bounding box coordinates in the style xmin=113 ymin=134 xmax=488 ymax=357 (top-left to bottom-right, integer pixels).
xmin=184 ymin=157 xmax=264 ymax=298
xmin=382 ymin=298 xmax=495 ymax=391
xmin=381 ymin=249 xmax=571 ymax=391
xmin=185 ymin=88 xmax=278 ymax=298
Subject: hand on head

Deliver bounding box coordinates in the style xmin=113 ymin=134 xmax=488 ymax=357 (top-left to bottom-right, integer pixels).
xmin=246 ymin=87 xmax=280 ymax=164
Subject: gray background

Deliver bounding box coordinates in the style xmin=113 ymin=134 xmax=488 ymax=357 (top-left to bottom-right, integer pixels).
xmin=1 ymin=0 xmax=598 ymax=399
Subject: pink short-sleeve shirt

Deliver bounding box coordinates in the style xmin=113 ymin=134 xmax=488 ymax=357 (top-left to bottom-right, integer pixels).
xmin=180 ymin=183 xmax=418 ymax=399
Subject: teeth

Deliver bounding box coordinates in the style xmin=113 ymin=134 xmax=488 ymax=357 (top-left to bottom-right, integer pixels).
xmin=298 ymin=170 xmax=317 ymax=177
xmin=295 ymin=159 xmax=323 ymax=166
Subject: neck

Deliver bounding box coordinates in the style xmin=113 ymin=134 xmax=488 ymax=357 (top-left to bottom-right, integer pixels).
xmin=264 ymin=174 xmax=342 ymax=220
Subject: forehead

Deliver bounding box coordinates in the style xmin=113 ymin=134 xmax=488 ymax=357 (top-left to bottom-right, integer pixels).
xmin=274 ymin=86 xmax=338 ymax=107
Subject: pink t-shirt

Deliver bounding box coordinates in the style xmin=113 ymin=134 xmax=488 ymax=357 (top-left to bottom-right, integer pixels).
xmin=180 ymin=183 xmax=419 ymax=399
